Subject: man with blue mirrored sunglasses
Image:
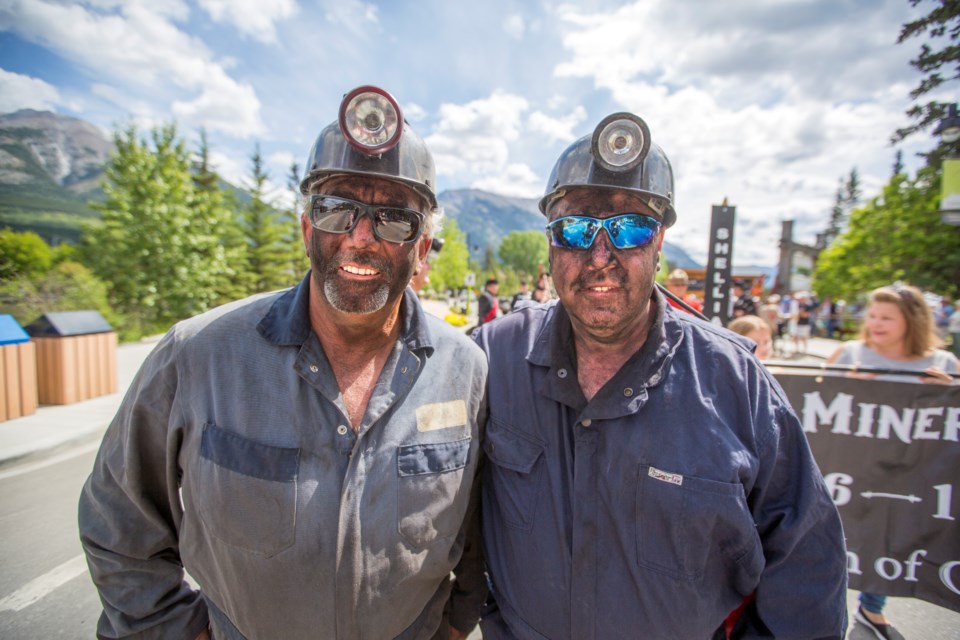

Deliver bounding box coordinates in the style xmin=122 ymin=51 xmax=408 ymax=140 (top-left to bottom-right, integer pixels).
xmin=474 ymin=112 xmax=848 ymax=639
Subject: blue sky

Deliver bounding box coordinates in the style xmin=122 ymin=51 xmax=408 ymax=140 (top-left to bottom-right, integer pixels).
xmin=0 ymin=0 xmax=946 ymax=267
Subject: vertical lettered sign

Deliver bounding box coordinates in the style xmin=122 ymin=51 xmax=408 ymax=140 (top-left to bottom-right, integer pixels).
xmin=703 ymin=204 xmax=736 ymax=326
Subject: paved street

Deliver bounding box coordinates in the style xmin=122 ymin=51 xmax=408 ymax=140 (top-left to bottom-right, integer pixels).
xmin=0 ymin=301 xmax=958 ymax=638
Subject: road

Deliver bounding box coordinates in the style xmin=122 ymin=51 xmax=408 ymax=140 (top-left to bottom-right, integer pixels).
xmin=0 ymin=440 xmax=102 ymax=639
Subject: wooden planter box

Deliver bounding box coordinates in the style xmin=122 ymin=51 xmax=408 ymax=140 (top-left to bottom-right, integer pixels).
xmin=33 ymin=332 xmax=118 ymax=405
xmin=0 ymin=341 xmax=38 ymax=421
xmin=25 ymin=311 xmax=118 ymax=406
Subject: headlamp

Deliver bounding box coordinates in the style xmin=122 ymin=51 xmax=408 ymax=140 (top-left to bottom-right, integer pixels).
xmin=338 ymin=85 xmax=403 ymax=155
xmin=591 ymin=112 xmax=650 ymax=172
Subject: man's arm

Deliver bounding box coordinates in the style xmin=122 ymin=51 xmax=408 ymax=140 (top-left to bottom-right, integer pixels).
xmin=78 ymin=332 xmax=209 ymax=640
xmin=736 ymin=404 xmax=848 ymax=639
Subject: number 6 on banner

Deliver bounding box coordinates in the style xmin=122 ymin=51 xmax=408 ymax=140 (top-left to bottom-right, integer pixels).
xmin=824 ymin=472 xmax=853 ymax=506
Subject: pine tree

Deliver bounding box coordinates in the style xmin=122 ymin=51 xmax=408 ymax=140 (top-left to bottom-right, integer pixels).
xmin=83 ymin=124 xmax=235 ymax=335
xmin=892 ymin=0 xmax=960 ymax=161
xmin=282 ymin=162 xmax=310 ymax=280
xmin=893 ymin=149 xmax=905 ymax=176
xmin=191 ymin=129 xmax=249 ymax=303
xmin=242 ymin=144 xmax=289 ymax=293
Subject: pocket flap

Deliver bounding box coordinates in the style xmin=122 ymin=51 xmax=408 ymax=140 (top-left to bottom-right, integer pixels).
xmin=484 ymin=424 xmax=544 ymax=474
xmin=398 ymin=438 xmax=471 ymax=476
xmin=201 ymin=423 xmax=299 ymax=482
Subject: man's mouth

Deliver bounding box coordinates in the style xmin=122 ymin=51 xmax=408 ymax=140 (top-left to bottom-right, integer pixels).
xmin=341 ymin=264 xmax=379 ymax=276
xmin=588 ymin=286 xmax=614 ymax=292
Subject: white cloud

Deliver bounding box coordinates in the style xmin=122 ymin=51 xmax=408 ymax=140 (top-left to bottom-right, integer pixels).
xmin=503 ymin=14 xmax=525 ymax=39
xmin=0 ymin=68 xmax=61 ymax=113
xmin=198 ymin=0 xmax=297 ymax=44
xmin=0 ymin=0 xmax=265 ymax=138
xmin=404 ymin=102 xmax=427 ymax=123
xmin=426 ymin=91 xmax=530 ymax=185
xmin=472 ymin=163 xmax=542 ymax=198
xmin=528 ymin=106 xmax=587 ymax=145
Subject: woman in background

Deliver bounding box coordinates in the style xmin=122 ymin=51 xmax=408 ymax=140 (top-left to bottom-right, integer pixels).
xmin=826 ymin=284 xmax=958 ymax=640
xmin=728 ymin=315 xmax=773 ymax=361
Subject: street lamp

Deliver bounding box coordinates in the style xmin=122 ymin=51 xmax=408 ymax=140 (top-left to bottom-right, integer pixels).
xmin=935 ymin=102 xmax=960 ymax=225
xmin=933 ymin=103 xmax=960 ymax=143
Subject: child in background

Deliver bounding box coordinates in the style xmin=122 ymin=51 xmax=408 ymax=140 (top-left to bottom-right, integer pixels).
xmin=728 ymin=315 xmax=774 ymax=361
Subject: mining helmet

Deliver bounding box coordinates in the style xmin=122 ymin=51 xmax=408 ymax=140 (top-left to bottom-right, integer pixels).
xmin=299 ymin=85 xmax=437 ymax=209
xmin=539 ymin=112 xmax=676 ymax=228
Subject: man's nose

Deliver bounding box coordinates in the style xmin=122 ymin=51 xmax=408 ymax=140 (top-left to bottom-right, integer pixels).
xmin=348 ymin=213 xmax=378 ymax=246
xmin=587 ymin=229 xmax=615 ymax=267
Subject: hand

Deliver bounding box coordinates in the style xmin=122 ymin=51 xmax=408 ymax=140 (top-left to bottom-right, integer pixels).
xmin=921 ymin=366 xmax=955 ymax=384
xmin=195 ymin=629 xmax=210 ymax=640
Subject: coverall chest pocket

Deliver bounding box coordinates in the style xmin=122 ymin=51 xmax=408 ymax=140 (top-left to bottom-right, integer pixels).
xmin=483 ymin=420 xmax=545 ymax=531
xmin=635 ymin=464 xmax=762 ymax=583
xmin=397 ymin=438 xmax=472 ymax=547
xmin=195 ymin=423 xmax=299 ymax=558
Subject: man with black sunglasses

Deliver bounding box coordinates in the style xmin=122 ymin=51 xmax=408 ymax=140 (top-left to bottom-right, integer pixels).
xmin=474 ymin=112 xmax=848 ymax=639
xmin=79 ymin=86 xmax=487 ymax=640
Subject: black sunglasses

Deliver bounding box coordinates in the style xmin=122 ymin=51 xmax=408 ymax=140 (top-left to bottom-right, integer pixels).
xmin=308 ymin=195 xmax=424 ymax=244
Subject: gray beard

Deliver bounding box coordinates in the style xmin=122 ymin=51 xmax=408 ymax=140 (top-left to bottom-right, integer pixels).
xmin=309 ymin=234 xmax=416 ymax=314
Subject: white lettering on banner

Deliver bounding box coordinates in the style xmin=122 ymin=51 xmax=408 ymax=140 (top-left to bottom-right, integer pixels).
xmin=801 ymin=391 xmax=960 ymax=443
xmin=714 ymin=257 xmax=728 ymax=270
xmin=824 ymin=472 xmax=854 ymax=506
xmin=716 ymin=228 xmax=730 ymax=240
xmin=848 ymin=548 xmax=960 ymax=594
xmin=714 ymin=242 xmax=729 ymax=255
xmin=942 ymin=561 xmax=960 ymax=595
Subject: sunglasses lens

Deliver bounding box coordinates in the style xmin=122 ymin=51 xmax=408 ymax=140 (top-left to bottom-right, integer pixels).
xmin=373 ymin=208 xmax=421 ymax=243
xmin=311 ymin=197 xmax=359 ymax=233
xmin=606 ymin=214 xmax=660 ymax=249
xmin=547 ymin=217 xmax=599 ymax=249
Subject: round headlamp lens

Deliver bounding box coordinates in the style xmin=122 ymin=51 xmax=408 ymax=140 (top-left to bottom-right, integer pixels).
xmin=339 ymin=86 xmax=403 ymax=154
xmin=592 ymin=113 xmax=650 ymax=172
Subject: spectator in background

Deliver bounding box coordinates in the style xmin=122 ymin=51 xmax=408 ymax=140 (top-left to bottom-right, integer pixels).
xmin=665 ymin=268 xmax=703 ymax=313
xmin=477 ymin=277 xmax=500 ymax=326
xmin=759 ymin=294 xmax=783 ymax=356
xmin=793 ymin=291 xmax=814 ymax=355
xmin=410 ymin=237 xmax=443 ymax=294
xmin=728 ymin=315 xmax=774 ymax=361
xmin=826 ymin=284 xmax=958 ymax=640
xmin=510 ymin=280 xmax=531 ymax=312
xmin=732 ymin=280 xmax=758 ymax=318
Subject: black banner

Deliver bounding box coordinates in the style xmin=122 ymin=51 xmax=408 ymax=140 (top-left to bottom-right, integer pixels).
xmin=776 ymin=372 xmax=960 ymax=613
xmin=703 ymin=204 xmax=735 ymax=326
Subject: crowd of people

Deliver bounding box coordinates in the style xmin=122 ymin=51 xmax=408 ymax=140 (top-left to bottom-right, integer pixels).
xmin=76 ymin=85 xmax=957 ymax=640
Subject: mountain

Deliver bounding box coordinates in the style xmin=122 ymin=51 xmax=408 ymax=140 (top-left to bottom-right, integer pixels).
xmin=0 ymin=109 xmax=703 ymax=270
xmin=0 ymin=109 xmax=113 ymax=243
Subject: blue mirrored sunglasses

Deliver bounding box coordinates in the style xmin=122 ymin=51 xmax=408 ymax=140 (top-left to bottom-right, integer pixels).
xmin=546 ymin=213 xmax=661 ymax=250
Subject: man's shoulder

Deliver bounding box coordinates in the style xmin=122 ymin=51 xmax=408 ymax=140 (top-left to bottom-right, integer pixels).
xmin=475 ymin=300 xmax=554 ymax=353
xmin=171 ymin=289 xmax=286 ymax=344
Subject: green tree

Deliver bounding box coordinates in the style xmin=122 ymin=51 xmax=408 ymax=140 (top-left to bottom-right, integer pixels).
xmin=242 ymin=145 xmax=288 ymax=292
xmin=498 ymin=230 xmax=549 ymax=278
xmin=0 ymin=229 xmax=52 ymax=279
xmin=191 ymin=129 xmax=249 ymax=303
xmin=813 ymin=165 xmax=960 ymax=300
xmin=282 ymin=161 xmax=309 ymax=280
xmin=893 ymin=0 xmax=960 ymax=161
xmin=428 ymin=218 xmax=470 ymax=293
xmin=82 ymin=124 xmax=237 ymax=335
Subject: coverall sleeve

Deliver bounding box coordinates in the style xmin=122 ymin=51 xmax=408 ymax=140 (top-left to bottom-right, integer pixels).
xmin=78 ymin=331 xmax=209 ymax=640
xmin=734 ymin=404 xmax=848 ymax=639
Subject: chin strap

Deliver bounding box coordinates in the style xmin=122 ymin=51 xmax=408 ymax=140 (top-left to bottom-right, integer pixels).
xmin=656 ymin=282 xmax=708 ymax=321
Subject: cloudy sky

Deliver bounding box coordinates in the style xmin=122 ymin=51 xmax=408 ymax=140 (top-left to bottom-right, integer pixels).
xmin=0 ymin=0 xmax=946 ymax=266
